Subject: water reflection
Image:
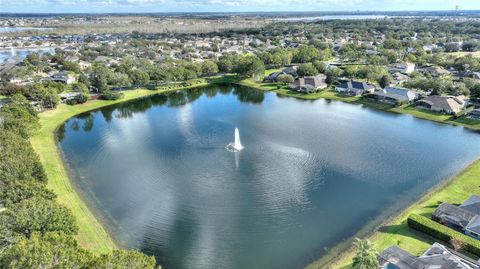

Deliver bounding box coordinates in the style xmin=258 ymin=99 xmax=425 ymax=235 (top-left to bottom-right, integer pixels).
xmin=58 ymin=85 xmax=480 ymax=269
xmin=60 ymin=86 xmax=265 ymax=138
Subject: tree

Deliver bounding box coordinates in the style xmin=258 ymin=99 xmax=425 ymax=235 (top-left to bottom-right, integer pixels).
xmin=277 ymin=74 xmax=294 ymax=84
xmin=297 ymin=63 xmax=318 ymax=77
xmin=2 ymin=196 xmax=78 ymax=237
xmin=0 ymin=98 xmax=40 ymax=139
xmin=293 ymin=45 xmax=320 ymax=63
xmin=0 ymin=83 xmax=26 ymax=96
xmin=202 ymin=60 xmax=219 ymax=76
xmin=31 ymin=84 xmax=60 ymax=109
xmin=0 ymin=232 xmax=93 ymax=269
xmin=128 ymin=69 xmax=150 ymax=86
xmin=233 ymin=55 xmax=265 ymax=79
xmin=90 ymin=65 xmax=111 ymax=92
xmin=445 ymin=43 xmax=460 ymax=53
xmin=352 ymin=238 xmax=379 ymax=269
xmin=62 ymin=61 xmax=81 ymax=73
xmin=0 ymin=181 xmax=55 ymax=206
xmin=92 ymin=250 xmax=157 ymax=269
xmin=379 ymin=75 xmax=392 ymax=89
xmin=462 ymin=41 xmax=479 ymax=52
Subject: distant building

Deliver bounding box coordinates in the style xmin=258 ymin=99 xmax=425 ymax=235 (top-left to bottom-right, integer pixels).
xmin=378 ymin=242 xmax=480 ymax=269
xmin=416 ymin=95 xmax=467 ymax=114
xmin=389 ymin=62 xmax=416 ymax=74
xmin=335 ymin=80 xmax=375 ymax=96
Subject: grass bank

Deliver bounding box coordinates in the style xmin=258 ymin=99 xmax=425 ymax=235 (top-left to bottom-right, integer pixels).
xmin=29 ymin=80 xmax=209 ymax=253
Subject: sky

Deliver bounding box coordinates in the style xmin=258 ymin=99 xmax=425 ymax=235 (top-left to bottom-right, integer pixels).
xmin=0 ymin=0 xmax=479 ymax=13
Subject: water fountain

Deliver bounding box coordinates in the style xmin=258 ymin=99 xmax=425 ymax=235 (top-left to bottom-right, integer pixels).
xmin=10 ymin=46 xmax=15 ymax=57
xmin=225 ymin=128 xmax=244 ymax=152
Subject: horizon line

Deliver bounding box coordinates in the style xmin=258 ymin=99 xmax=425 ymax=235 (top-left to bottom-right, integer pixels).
xmin=1 ymin=10 xmax=480 ymax=15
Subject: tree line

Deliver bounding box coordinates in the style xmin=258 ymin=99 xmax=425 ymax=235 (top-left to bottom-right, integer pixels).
xmin=0 ymin=95 xmax=159 ymax=268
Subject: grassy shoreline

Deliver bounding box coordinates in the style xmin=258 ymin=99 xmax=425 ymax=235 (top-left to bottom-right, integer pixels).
xmin=29 ymin=72 xmax=480 ymax=262
xmin=235 ymin=75 xmax=480 ymax=269
xmin=29 ymin=82 xmax=209 ymax=253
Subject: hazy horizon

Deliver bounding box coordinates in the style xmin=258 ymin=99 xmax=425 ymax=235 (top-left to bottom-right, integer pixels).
xmin=1 ymin=0 xmax=479 ymax=14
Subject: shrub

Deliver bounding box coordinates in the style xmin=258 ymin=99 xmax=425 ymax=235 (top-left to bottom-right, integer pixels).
xmin=407 ymin=214 xmax=480 ymax=256
xmin=100 ymin=91 xmax=124 ymax=100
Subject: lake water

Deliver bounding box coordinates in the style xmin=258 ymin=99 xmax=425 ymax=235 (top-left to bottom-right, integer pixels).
xmin=58 ymin=85 xmax=480 ymax=269
xmin=0 ymin=26 xmax=51 ymax=33
xmin=0 ymin=47 xmax=56 ymax=62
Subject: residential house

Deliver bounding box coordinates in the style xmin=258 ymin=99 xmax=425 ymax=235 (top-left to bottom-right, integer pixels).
xmin=50 ymin=71 xmax=76 ymax=84
xmin=391 ymin=72 xmax=410 ymax=84
xmin=389 ymin=62 xmax=416 ymax=74
xmin=378 ymin=242 xmax=480 ymax=269
xmin=416 ymin=95 xmax=467 ymax=114
xmin=468 ymin=109 xmax=480 ymax=120
xmin=263 ymin=66 xmax=298 ymax=83
xmin=335 ymin=80 xmax=375 ymax=96
xmin=423 ymin=66 xmax=451 ymax=77
xmin=432 ymin=195 xmax=480 ymax=240
xmin=291 ymin=75 xmax=328 ymax=93
xmin=370 ymin=87 xmax=418 ymax=105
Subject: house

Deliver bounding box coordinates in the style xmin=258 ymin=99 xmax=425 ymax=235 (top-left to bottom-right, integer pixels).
xmin=389 ymin=62 xmax=416 ymax=74
xmin=423 ymin=66 xmax=451 ymax=77
xmin=416 ymin=95 xmax=467 ymax=114
xmin=263 ymin=67 xmax=298 ymax=83
xmin=50 ymin=71 xmax=76 ymax=84
xmin=391 ymin=72 xmax=410 ymax=84
xmin=378 ymin=242 xmax=480 ymax=269
xmin=335 ymin=80 xmax=375 ymax=96
xmin=467 ymin=109 xmax=480 ymax=120
xmin=291 ymin=75 xmax=328 ymax=93
xmin=432 ymin=195 xmax=480 ymax=240
xmin=370 ymin=87 xmax=418 ymax=105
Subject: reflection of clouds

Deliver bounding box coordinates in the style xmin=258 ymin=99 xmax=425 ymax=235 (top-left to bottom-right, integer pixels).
xmin=178 ymin=104 xmax=195 ymax=144
xmin=94 ymin=113 xmax=181 ymax=247
xmin=252 ymin=142 xmax=319 ymax=212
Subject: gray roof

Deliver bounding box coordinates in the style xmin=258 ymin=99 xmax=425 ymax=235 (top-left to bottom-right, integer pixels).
xmin=460 ymin=195 xmax=480 ymax=215
xmin=378 ymin=243 xmax=480 ymax=269
xmin=372 ymin=87 xmax=417 ymax=102
xmin=432 ymin=202 xmax=477 ymax=228
xmin=378 ymin=246 xmax=427 ymax=269
xmin=294 ymin=75 xmax=327 ymax=89
xmin=416 ymin=96 xmax=466 ymax=113
xmin=338 ymin=80 xmax=375 ymax=91
xmin=420 ymin=242 xmax=480 ymax=269
xmin=466 ymin=215 xmax=480 ymax=235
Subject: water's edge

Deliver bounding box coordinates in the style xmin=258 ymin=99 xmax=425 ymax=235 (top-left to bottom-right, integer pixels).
xmin=50 ymin=83 xmax=480 ymax=268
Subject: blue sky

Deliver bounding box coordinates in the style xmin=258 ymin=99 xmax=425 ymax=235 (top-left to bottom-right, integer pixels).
xmin=1 ymin=0 xmax=479 ymax=13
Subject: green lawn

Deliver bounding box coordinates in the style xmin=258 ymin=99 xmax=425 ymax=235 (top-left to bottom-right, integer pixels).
xmin=30 ymin=81 xmax=208 ymax=253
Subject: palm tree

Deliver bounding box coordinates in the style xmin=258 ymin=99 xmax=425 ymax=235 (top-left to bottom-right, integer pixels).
xmin=352 ymin=238 xmax=379 ymax=269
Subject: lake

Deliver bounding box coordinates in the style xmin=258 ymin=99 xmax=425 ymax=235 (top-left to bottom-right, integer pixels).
xmin=58 ymin=85 xmax=480 ymax=269
xmin=0 ymin=26 xmax=52 ymax=33
xmin=0 ymin=47 xmax=56 ymax=62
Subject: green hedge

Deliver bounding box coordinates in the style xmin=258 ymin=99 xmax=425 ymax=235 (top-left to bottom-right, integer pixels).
xmin=407 ymin=213 xmax=480 ymax=256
